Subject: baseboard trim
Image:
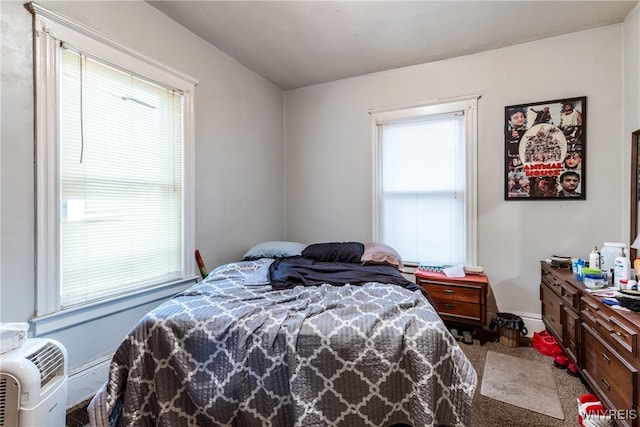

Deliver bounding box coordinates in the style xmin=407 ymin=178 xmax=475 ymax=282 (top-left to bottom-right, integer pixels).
xmin=67 ymin=354 xmax=112 ymax=409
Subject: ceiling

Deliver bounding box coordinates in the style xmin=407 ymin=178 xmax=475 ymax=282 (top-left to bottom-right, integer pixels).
xmin=147 ymin=1 xmax=639 ymax=90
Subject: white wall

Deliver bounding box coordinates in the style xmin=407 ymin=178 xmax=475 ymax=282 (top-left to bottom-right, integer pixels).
xmin=625 ymin=5 xmax=640 ymax=146
xmin=0 ymin=0 xmax=285 ymax=406
xmin=284 ymin=24 xmax=629 ymax=322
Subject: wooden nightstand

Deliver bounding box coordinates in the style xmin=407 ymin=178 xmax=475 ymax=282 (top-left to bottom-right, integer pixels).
xmin=415 ymin=269 xmax=489 ymax=345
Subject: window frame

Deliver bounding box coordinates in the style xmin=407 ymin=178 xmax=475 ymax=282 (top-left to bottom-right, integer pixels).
xmin=370 ymin=95 xmax=479 ymax=266
xmin=29 ymin=3 xmax=199 ymax=323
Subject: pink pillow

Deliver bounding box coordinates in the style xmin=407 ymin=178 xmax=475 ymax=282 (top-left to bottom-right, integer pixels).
xmin=361 ymin=242 xmax=404 ymax=269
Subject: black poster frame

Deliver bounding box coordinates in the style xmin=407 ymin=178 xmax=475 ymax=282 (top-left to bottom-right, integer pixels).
xmin=505 ymin=96 xmax=586 ymax=200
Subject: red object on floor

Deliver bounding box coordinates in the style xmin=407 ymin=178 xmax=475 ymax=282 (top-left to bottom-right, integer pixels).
xmin=567 ymin=362 xmax=580 ymax=376
xmin=532 ymin=329 xmax=549 ymax=348
xmin=553 ymin=354 xmax=569 ymax=368
xmin=579 ymin=402 xmax=609 ymax=427
xmin=532 ymin=330 xmax=564 ymax=357
xmin=577 ymin=393 xmax=605 ymax=427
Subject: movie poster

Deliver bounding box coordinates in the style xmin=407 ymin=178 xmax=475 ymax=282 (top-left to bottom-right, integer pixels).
xmin=505 ymin=96 xmax=586 ymax=200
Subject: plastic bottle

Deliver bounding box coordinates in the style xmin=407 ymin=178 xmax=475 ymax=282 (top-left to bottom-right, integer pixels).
xmin=589 ymin=247 xmax=600 ymax=269
xmin=577 ymin=258 xmax=585 ymax=281
xmin=601 ymin=242 xmax=626 ymax=275
xmin=614 ymin=256 xmax=631 ymax=289
xmin=620 ymin=279 xmax=629 ymax=290
xmin=634 ymin=257 xmax=640 ymax=275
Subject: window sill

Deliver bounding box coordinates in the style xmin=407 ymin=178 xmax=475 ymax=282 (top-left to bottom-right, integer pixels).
xmin=30 ymin=276 xmax=199 ymax=336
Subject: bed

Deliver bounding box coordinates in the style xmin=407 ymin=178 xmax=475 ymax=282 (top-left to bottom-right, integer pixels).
xmin=88 ymin=241 xmax=477 ymax=427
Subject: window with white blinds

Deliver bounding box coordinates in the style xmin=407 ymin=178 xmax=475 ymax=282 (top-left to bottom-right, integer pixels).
xmin=30 ymin=3 xmax=198 ymax=317
xmin=59 ymin=49 xmax=184 ymax=307
xmin=372 ymin=97 xmax=478 ymax=267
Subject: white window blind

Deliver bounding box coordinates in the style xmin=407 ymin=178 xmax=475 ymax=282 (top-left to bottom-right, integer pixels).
xmin=372 ymin=96 xmax=478 ymax=267
xmin=379 ymin=112 xmax=465 ymax=265
xmin=59 ymin=49 xmax=184 ymax=307
xmin=30 ymin=3 xmax=198 ymax=322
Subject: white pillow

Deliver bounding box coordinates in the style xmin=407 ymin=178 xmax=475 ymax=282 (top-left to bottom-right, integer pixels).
xmin=242 ymin=241 xmax=306 ymax=260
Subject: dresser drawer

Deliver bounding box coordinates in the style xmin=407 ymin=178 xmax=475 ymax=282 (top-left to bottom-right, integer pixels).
xmin=561 ymin=283 xmax=580 ymax=311
xmin=585 ymin=296 xmax=638 ymax=358
xmin=541 ymin=284 xmax=563 ymax=339
xmin=420 ymin=282 xmax=482 ymax=304
xmin=431 ymin=298 xmax=482 ymax=322
xmin=581 ymin=296 xmax=600 ymax=329
xmin=541 ymin=266 xmax=564 ymax=296
xmin=562 ymin=306 xmax=580 ymax=364
xmin=582 ymin=323 xmax=637 ymax=414
xmin=609 ymin=316 xmax=638 ymax=358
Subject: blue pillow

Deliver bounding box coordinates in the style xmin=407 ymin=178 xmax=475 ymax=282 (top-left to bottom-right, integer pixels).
xmin=242 ymin=241 xmax=306 ymax=260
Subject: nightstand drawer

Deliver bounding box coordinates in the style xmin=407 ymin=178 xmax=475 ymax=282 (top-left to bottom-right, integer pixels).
xmin=420 ymin=282 xmax=482 ymax=304
xmin=414 ymin=271 xmax=489 ymax=345
xmin=431 ymin=298 xmax=482 ymax=322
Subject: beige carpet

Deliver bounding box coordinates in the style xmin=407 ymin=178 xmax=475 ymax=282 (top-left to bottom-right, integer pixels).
xmin=480 ymin=350 xmax=564 ymax=420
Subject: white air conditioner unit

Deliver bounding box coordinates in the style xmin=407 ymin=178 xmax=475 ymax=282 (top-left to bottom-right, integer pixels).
xmin=0 ymin=338 xmax=68 ymax=427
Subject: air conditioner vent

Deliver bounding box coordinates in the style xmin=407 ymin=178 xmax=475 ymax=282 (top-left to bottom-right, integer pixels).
xmin=0 ymin=376 xmax=6 ymax=426
xmin=26 ymin=342 xmax=64 ymax=387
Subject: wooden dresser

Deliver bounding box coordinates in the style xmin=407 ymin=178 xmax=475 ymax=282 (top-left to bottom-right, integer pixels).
xmin=415 ymin=269 xmax=489 ymax=345
xmin=540 ymin=261 xmax=640 ymax=426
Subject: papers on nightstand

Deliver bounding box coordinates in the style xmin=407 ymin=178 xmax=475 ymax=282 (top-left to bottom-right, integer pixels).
xmin=442 ymin=264 xmax=465 ymax=277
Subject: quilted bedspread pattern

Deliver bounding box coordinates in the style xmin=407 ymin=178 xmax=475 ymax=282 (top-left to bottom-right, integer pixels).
xmin=88 ymin=259 xmax=477 ymax=427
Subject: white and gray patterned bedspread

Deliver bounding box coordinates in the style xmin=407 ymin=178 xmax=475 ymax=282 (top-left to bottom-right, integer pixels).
xmin=88 ymin=259 xmax=477 ymax=427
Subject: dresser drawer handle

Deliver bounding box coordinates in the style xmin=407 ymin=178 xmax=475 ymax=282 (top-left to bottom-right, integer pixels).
xmin=444 ymin=290 xmax=455 ymax=296
xmin=444 ymin=304 xmax=455 ymax=310
xmin=601 ymin=353 xmax=610 ymax=365
xmin=601 ymin=378 xmax=610 ymax=390
xmin=615 ymin=331 xmax=626 ymax=339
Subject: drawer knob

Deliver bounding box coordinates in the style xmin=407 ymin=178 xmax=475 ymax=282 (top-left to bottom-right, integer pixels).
xmin=615 ymin=331 xmax=626 ymax=339
xmin=601 ymin=353 xmax=610 ymax=365
xmin=601 ymin=377 xmax=610 ymax=390
xmin=444 ymin=290 xmax=455 ymax=296
xmin=444 ymin=304 xmax=455 ymax=310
